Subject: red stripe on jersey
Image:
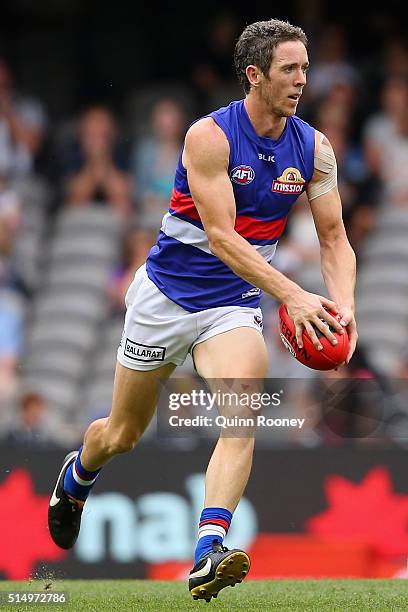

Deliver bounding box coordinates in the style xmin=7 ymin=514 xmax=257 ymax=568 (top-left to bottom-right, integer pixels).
xmin=169 ymin=189 xmax=201 ymax=221
xmin=235 ymin=215 xmax=287 ymax=240
xmin=170 ymin=188 xmax=287 ymax=241
xmin=199 ymin=518 xmax=230 ymax=532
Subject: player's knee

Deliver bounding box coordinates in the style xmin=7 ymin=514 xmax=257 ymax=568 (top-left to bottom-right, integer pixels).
xmin=105 ymin=429 xmax=141 ymax=455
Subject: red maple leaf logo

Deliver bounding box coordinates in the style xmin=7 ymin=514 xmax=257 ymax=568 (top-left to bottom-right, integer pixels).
xmin=307 ymin=467 xmax=408 ymax=557
xmin=0 ymin=469 xmax=66 ymax=579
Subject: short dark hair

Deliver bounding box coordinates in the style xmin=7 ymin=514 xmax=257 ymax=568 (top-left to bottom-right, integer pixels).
xmin=234 ymin=19 xmax=308 ymax=94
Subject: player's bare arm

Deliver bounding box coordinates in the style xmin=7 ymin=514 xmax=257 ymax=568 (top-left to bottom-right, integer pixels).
xmin=46 ymin=19 xmax=365 ymax=604
xmin=307 ymin=132 xmax=358 ymax=363
xmin=184 ymin=117 xmax=343 ymax=350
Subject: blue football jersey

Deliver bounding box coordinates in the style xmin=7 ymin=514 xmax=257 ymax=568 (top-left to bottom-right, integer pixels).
xmin=146 ymin=99 xmax=315 ymax=312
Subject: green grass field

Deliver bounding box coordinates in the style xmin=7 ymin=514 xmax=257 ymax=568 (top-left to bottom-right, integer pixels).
xmin=0 ymin=579 xmax=407 ymax=611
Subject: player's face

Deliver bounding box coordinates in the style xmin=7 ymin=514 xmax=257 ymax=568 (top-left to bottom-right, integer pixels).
xmin=260 ymin=40 xmax=309 ymax=117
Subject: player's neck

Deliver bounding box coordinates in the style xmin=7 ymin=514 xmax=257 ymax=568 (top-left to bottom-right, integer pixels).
xmin=244 ymin=95 xmax=287 ymax=140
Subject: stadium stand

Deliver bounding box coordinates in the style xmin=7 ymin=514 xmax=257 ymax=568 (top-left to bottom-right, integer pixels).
xmin=21 ymin=206 xmax=124 ymax=423
xmin=1 ymin=9 xmax=407 ymax=449
xmin=356 ymin=207 xmax=408 ymax=374
xmin=79 ymin=316 xmax=124 ymax=424
xmin=10 ymin=177 xmax=51 ymax=292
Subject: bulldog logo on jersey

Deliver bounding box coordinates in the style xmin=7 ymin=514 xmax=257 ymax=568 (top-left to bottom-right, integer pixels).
xmin=230 ymin=165 xmax=255 ymax=185
xmin=272 ymin=167 xmax=305 ymax=194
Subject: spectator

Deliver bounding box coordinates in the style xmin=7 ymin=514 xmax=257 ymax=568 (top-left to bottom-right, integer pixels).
xmin=0 ymin=289 xmax=24 ymax=401
xmin=368 ymin=105 xmax=408 ymax=207
xmin=0 ymin=190 xmax=25 ymax=401
xmin=315 ymin=99 xmax=373 ymax=252
xmin=305 ymin=25 xmax=360 ymax=103
xmin=0 ymin=58 xmax=47 ymax=178
xmin=108 ymin=225 xmax=154 ymax=315
xmin=363 ymin=76 xmax=408 ymax=179
xmin=191 ymin=12 xmax=242 ymax=112
xmin=131 ymin=98 xmax=186 ymax=232
xmin=64 ymin=106 xmax=132 ymax=218
xmin=3 ymin=387 xmax=84 ymax=448
xmin=3 ymin=391 xmax=58 ymax=447
xmin=0 ymin=182 xmax=21 ymax=267
xmin=381 ymin=38 xmax=408 ymax=81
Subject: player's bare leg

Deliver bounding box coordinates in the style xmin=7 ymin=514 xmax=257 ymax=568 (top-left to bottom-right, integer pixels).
xmin=195 ymin=328 xmax=268 ymax=511
xmin=188 ymin=327 xmax=268 ymax=601
xmin=80 ymin=361 xmax=176 ymax=469
xmin=48 ymin=361 xmax=175 ymax=549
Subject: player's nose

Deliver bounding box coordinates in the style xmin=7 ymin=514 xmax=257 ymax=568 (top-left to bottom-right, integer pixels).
xmin=294 ymin=68 xmax=306 ymax=86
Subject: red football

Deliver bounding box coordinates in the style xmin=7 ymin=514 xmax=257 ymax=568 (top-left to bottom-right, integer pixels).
xmin=278 ymin=303 xmax=349 ymax=370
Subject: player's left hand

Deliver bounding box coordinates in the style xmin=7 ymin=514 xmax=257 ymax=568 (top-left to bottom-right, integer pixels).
xmin=338 ymin=305 xmax=358 ymax=364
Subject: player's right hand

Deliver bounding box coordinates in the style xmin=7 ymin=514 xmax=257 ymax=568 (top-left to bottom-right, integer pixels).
xmin=285 ymin=291 xmax=344 ymax=351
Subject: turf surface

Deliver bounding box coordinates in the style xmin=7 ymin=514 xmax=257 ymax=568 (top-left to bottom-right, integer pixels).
xmin=0 ymin=579 xmax=407 ymax=611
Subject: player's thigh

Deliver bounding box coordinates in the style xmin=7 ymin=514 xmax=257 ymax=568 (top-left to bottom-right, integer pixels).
xmin=106 ymin=361 xmax=176 ymax=439
xmin=193 ymin=328 xmax=267 ymax=429
xmin=193 ymin=327 xmax=268 ymax=379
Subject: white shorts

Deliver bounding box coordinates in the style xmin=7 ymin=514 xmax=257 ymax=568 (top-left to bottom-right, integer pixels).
xmin=117 ymin=265 xmax=263 ymax=371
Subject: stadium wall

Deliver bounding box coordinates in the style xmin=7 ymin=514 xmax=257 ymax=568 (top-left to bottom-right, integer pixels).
xmin=1 ymin=447 xmax=408 ymax=580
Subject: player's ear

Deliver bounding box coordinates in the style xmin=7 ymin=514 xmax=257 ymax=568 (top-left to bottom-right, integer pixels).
xmin=246 ymin=65 xmax=262 ymax=88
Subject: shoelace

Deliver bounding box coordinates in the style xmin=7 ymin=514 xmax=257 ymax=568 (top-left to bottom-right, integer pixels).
xmin=212 ymin=541 xmax=229 ymax=554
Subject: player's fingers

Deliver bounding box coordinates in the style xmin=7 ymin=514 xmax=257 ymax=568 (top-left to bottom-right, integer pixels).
xmin=319 ymin=309 xmax=344 ymax=335
xmin=295 ymin=322 xmax=304 ymax=349
xmin=346 ymin=322 xmax=358 ymax=364
xmin=319 ymin=296 xmax=338 ymax=313
xmin=338 ymin=310 xmax=353 ymax=327
xmin=312 ymin=315 xmax=338 ymax=345
xmin=303 ymin=321 xmax=323 ymax=351
xmin=346 ymin=340 xmax=357 ymax=364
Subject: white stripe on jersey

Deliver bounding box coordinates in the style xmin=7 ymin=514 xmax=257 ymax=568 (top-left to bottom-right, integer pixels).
xmin=162 ymin=213 xmax=278 ymax=261
xmin=161 ymin=213 xmax=212 ymax=253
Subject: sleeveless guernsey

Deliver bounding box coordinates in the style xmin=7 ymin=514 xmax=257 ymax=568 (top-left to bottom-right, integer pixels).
xmin=146 ymin=99 xmax=315 ymax=312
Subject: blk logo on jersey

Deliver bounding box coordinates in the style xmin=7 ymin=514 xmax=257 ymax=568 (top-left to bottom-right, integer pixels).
xmin=230 ymin=165 xmax=255 ymax=185
xmin=259 ymin=153 xmax=275 ymax=162
xmin=272 ymin=167 xmax=305 ymax=194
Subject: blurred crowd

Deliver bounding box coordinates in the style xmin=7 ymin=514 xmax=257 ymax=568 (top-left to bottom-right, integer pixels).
xmin=1 ymin=14 xmax=408 ymax=449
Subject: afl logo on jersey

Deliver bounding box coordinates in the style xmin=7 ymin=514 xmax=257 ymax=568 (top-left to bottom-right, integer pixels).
xmin=230 ymin=165 xmax=255 ymax=185
xmin=272 ymin=167 xmax=305 ymax=194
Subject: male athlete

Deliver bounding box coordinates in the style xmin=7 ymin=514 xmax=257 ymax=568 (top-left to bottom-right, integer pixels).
xmin=48 ymin=19 xmax=357 ymax=602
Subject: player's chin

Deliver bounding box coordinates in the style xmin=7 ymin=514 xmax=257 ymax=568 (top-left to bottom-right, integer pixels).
xmin=281 ymin=104 xmax=297 ymax=117
xmin=286 ymin=103 xmax=298 ymax=116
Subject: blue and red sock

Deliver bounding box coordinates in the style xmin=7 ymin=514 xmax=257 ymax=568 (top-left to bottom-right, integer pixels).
xmin=194 ymin=507 xmax=232 ymax=564
xmin=63 ymin=447 xmax=101 ymax=503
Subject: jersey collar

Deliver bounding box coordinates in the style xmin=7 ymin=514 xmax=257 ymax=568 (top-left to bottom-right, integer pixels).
xmin=239 ymin=99 xmax=289 ymax=149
